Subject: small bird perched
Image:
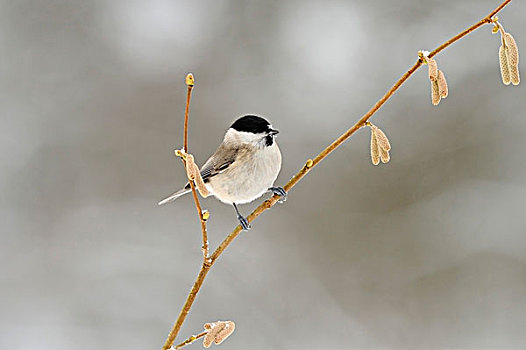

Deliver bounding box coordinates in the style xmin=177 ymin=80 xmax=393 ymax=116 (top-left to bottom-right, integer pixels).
xmin=159 ymin=115 xmax=286 ymax=230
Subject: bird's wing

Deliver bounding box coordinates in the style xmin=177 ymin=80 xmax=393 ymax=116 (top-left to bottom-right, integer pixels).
xmin=159 ymin=145 xmax=240 ymax=205
xmin=199 ymin=144 xmax=239 ymax=182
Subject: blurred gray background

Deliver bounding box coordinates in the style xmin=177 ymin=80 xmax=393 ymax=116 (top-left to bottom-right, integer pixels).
xmin=2 ymin=0 xmax=526 ymax=349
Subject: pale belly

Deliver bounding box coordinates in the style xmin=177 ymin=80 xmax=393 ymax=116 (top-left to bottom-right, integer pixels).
xmin=207 ymin=144 xmax=281 ymax=204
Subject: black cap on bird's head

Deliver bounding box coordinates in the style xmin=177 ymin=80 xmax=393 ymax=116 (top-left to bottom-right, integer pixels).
xmin=230 ymin=115 xmax=278 ymax=135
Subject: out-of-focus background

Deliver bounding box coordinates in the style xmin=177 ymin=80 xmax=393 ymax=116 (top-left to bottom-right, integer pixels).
xmin=2 ymin=0 xmax=526 ymax=349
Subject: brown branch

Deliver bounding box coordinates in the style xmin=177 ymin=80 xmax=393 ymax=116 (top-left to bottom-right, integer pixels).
xmin=161 ymin=1 xmax=513 ymax=348
xmin=187 ymin=180 xmax=209 ymax=259
xmin=163 ymin=74 xmax=212 ymax=350
xmin=173 ymin=330 xmax=208 ymax=349
xmin=429 ymin=0 xmax=511 ymax=58
xmin=163 ymin=253 xmax=212 ymax=350
xmin=180 ymin=74 xmax=210 ymax=260
xmin=183 ymin=74 xmax=193 ymax=153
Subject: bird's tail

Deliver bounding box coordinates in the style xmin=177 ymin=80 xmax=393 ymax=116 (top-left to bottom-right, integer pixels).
xmin=158 ymin=188 xmax=192 ymax=205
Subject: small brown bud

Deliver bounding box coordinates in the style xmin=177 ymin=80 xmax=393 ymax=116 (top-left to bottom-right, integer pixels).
xmin=427 ymin=57 xmax=438 ymax=81
xmin=185 ymin=73 xmax=195 ymax=87
xmin=499 ymin=44 xmax=511 ymax=85
xmin=175 ymin=149 xmax=185 ymax=158
xmin=437 ymin=70 xmax=448 ymax=98
xmin=370 ymin=128 xmax=380 ymax=166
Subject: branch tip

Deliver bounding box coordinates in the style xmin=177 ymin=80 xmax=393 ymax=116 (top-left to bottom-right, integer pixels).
xmin=175 ymin=148 xmax=186 ymax=159
xmin=185 ymin=73 xmax=195 ymax=87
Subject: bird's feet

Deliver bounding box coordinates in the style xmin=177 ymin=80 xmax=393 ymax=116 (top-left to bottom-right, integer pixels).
xmin=269 ymin=186 xmax=287 ymax=203
xmin=237 ymin=215 xmax=251 ymax=231
xmin=233 ymin=203 xmax=251 ymax=231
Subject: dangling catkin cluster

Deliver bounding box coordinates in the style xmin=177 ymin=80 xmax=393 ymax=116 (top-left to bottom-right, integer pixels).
xmin=367 ymin=122 xmax=391 ymax=165
xmin=202 ymin=321 xmax=235 ymax=348
xmin=493 ymin=18 xmax=520 ymax=86
xmin=184 ymin=154 xmax=210 ymax=197
xmin=419 ymin=51 xmax=448 ymax=105
xmin=175 ymin=149 xmax=210 ymax=197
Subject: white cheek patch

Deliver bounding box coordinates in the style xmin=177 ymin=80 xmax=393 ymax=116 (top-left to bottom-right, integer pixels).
xmin=225 ymin=129 xmax=266 ymax=144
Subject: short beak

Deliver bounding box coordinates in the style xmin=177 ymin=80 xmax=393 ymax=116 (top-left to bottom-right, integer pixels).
xmin=269 ymin=129 xmax=279 ymax=136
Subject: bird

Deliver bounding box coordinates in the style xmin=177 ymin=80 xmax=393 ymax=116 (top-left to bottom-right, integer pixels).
xmin=159 ymin=115 xmax=286 ymax=230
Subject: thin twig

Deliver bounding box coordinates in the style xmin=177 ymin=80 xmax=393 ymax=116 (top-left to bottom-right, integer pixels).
xmin=180 ymin=74 xmax=209 ymax=260
xmin=164 ymin=74 xmax=211 ymax=350
xmin=161 ymin=1 xmax=513 ymax=348
xmin=187 ymin=180 xmax=209 ymax=259
xmin=164 ymin=264 xmax=211 ymax=350
xmin=429 ymin=0 xmax=511 ymax=58
xmin=173 ymin=330 xmax=208 ymax=349
xmin=183 ymin=75 xmax=193 ymax=153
